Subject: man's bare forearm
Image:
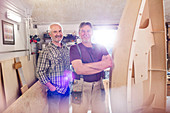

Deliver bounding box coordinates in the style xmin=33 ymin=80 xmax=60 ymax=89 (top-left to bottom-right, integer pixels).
xmin=85 ymin=61 xmax=108 ymax=70
xmin=85 ymin=55 xmax=112 ymax=70
xmin=72 ymin=58 xmax=112 ymax=75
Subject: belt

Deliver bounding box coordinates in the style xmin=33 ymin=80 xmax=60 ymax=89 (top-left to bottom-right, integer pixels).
xmin=74 ymin=73 xmax=102 ymax=82
xmin=83 ymin=79 xmax=102 ymax=86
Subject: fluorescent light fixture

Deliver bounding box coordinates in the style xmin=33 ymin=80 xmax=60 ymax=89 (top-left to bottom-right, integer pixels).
xmin=7 ymin=10 xmax=21 ymax=23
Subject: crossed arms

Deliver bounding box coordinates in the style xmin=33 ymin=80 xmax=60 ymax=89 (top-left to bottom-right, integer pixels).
xmin=71 ymin=55 xmax=113 ymax=75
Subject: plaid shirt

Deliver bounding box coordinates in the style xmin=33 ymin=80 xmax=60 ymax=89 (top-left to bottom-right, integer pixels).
xmin=36 ymin=42 xmax=70 ymax=94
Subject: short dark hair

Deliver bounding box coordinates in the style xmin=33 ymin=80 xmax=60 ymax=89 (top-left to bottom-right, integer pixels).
xmin=79 ymin=22 xmax=93 ymax=31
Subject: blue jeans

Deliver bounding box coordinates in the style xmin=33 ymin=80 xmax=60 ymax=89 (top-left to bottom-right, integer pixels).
xmin=47 ymin=87 xmax=70 ymax=113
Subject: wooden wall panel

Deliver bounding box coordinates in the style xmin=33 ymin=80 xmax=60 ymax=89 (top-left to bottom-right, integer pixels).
xmin=0 ymin=64 xmax=6 ymax=112
xmin=19 ymin=55 xmax=37 ymax=88
xmin=3 ymin=81 xmax=48 ymax=113
xmin=1 ymin=59 xmax=20 ymax=107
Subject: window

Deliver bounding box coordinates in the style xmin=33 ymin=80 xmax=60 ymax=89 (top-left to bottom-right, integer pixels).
xmin=92 ymin=25 xmax=118 ymax=54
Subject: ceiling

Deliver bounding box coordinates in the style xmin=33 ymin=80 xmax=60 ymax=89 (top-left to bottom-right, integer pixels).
xmin=22 ymin=0 xmax=170 ymax=25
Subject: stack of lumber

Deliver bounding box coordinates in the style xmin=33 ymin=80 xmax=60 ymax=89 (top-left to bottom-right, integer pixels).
xmin=0 ymin=55 xmax=48 ymax=113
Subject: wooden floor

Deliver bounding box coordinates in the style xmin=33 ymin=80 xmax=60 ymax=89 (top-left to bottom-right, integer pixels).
xmin=70 ymin=83 xmax=170 ymax=113
xmin=69 ymin=96 xmax=170 ymax=113
xmin=81 ymin=96 xmax=170 ymax=113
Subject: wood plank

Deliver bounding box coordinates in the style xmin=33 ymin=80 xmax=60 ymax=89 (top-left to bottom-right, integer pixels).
xmin=148 ymin=0 xmax=166 ymax=110
xmin=150 ymin=72 xmax=166 ymax=109
xmin=134 ymin=19 xmax=154 ymax=83
xmin=167 ymin=80 xmax=170 ymax=85
xmin=0 ymin=63 xmax=6 ymax=113
xmin=131 ymin=78 xmax=144 ymax=111
xmin=126 ymin=1 xmax=150 ymax=111
xmin=19 ymin=55 xmax=37 ymax=88
xmin=167 ymin=85 xmax=170 ymax=96
xmin=143 ymin=52 xmax=152 ymax=106
xmin=14 ymin=57 xmax=28 ymax=94
xmin=168 ymin=27 xmax=170 ymax=69
xmin=110 ymin=0 xmax=166 ymax=112
xmin=110 ymin=0 xmax=142 ymax=112
xmin=110 ymin=0 xmax=142 ymax=87
xmin=103 ymin=79 xmax=110 ymax=113
xmin=128 ymin=1 xmax=154 ymax=111
xmin=1 ymin=59 xmax=20 ymax=107
xmin=13 ymin=62 xmax=22 ymax=69
xmin=3 ymin=81 xmax=48 ymax=113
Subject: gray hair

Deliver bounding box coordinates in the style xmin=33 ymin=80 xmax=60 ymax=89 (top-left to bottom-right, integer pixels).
xmin=48 ymin=22 xmax=63 ymax=33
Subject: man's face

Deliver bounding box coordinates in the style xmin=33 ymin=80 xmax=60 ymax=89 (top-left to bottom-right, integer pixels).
xmin=49 ymin=24 xmax=63 ymax=43
xmin=79 ymin=25 xmax=93 ymax=43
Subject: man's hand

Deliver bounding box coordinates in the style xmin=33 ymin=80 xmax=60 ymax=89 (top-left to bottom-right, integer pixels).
xmin=102 ymin=55 xmax=110 ymax=60
xmin=49 ymin=85 xmax=56 ymax=91
xmin=46 ymin=82 xmax=56 ymax=91
xmin=102 ymin=55 xmax=113 ymax=68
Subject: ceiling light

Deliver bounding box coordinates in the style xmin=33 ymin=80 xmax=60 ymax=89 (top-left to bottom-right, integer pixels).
xmin=7 ymin=10 xmax=21 ymax=23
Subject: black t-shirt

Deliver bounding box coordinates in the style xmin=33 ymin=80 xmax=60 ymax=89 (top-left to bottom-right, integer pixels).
xmin=70 ymin=43 xmax=108 ymax=82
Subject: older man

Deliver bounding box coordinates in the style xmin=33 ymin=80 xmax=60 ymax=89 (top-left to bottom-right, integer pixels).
xmin=36 ymin=23 xmax=70 ymax=113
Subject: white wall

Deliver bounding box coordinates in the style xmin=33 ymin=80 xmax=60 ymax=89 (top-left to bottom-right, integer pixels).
xmin=37 ymin=24 xmax=79 ymax=39
xmin=0 ymin=0 xmax=31 ymax=61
